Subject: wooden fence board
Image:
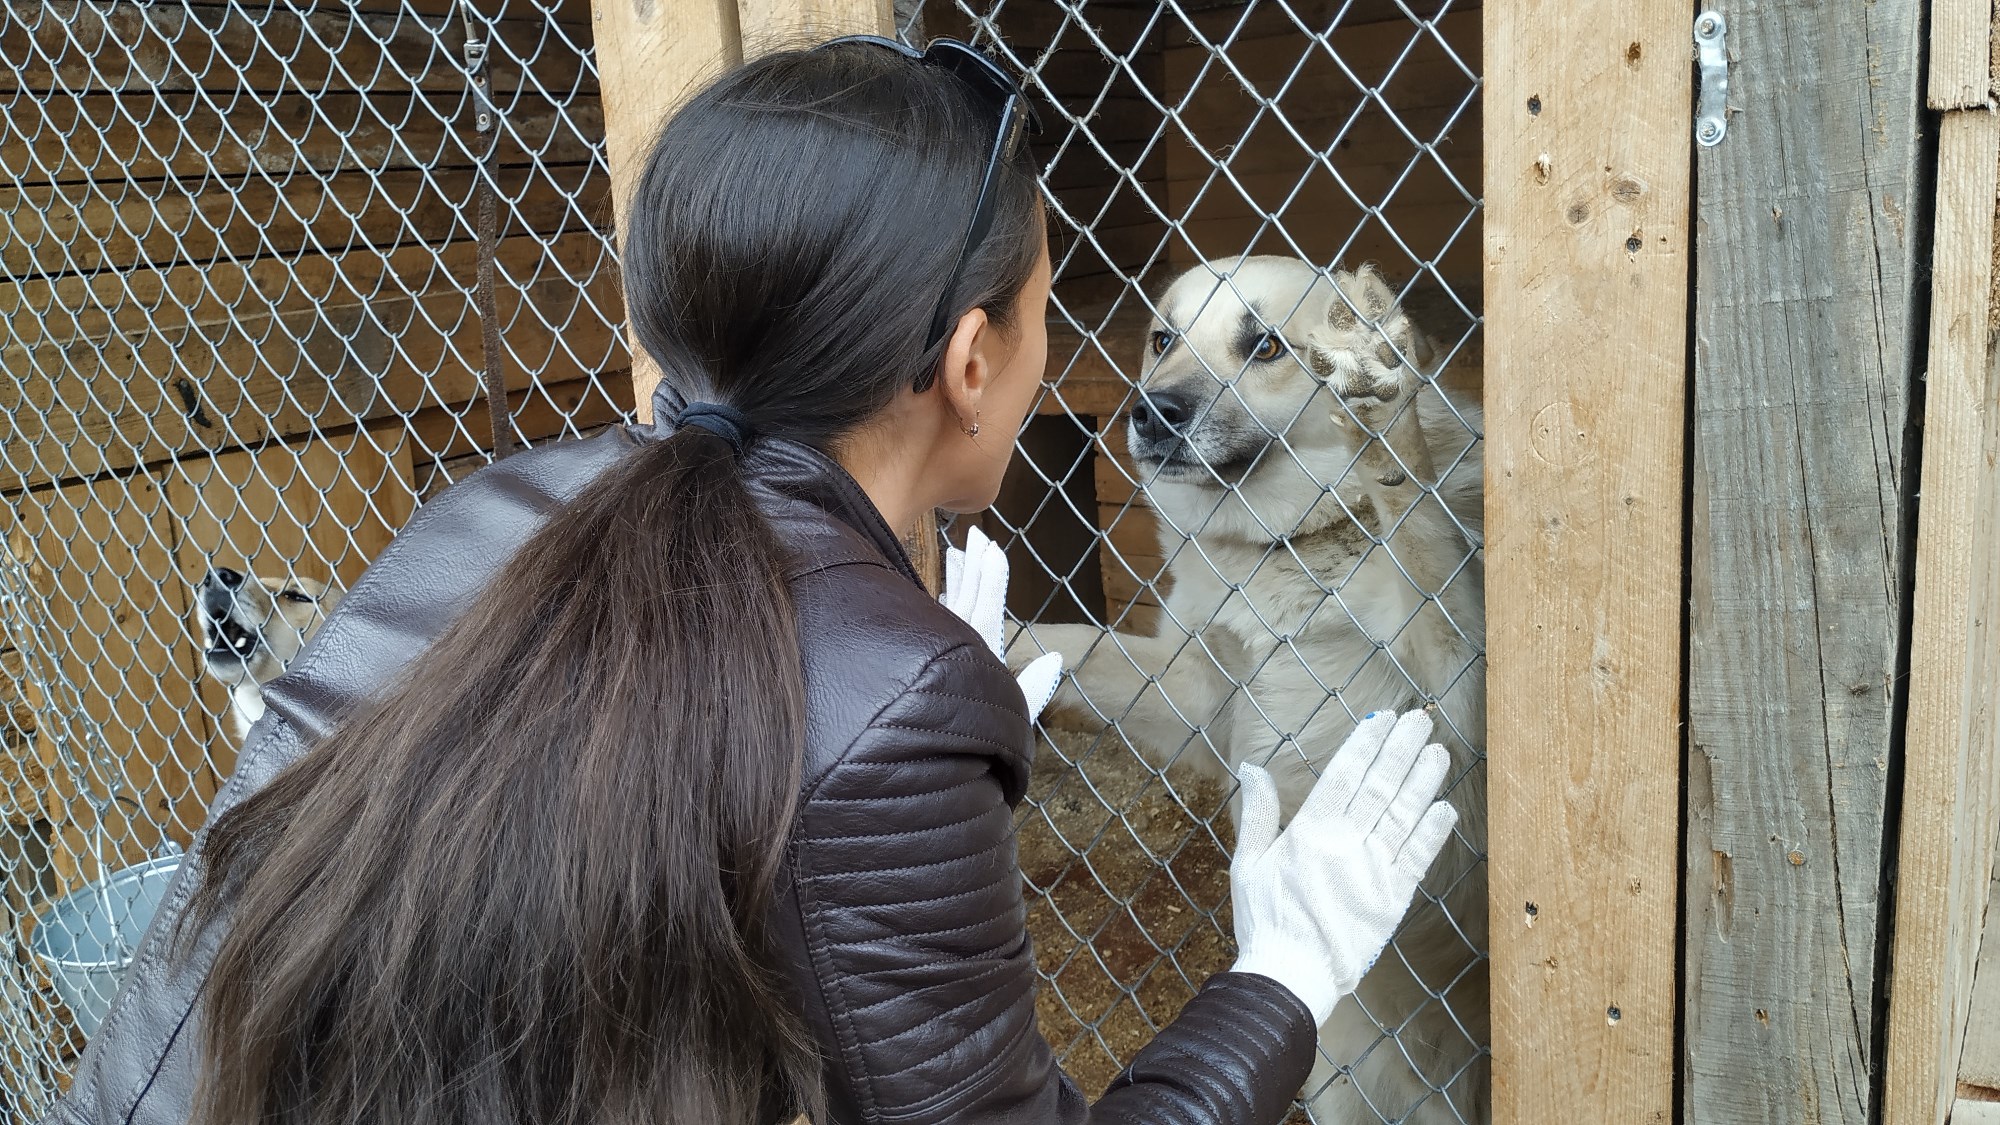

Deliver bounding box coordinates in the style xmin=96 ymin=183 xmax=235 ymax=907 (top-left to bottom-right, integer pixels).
xmin=589 ymin=0 xmax=738 ymax=422
xmin=1161 ymin=15 xmax=1481 ymax=284
xmin=1682 ymin=0 xmax=1927 ymax=1120
xmin=0 ymin=91 xmax=600 ymax=188
xmin=1482 ymin=0 xmax=1689 ymax=1120
xmin=1883 ymin=106 xmax=2000 ymax=1125
xmin=1927 ymin=0 xmax=1997 ymax=109
xmin=1958 ymin=868 xmax=2000 ymax=1097
xmin=1 ymin=232 xmax=626 ymax=489
xmin=0 ymin=162 xmax=603 ymax=279
xmin=159 ymin=425 xmax=414 ymax=793
xmin=3 ymin=471 xmax=207 ymax=894
xmin=0 ymin=1 xmax=594 ymax=96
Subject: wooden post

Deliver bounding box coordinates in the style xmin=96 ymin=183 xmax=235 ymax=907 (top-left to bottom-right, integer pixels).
xmin=590 ymin=0 xmax=892 ymax=422
xmin=1681 ymin=2 xmax=1928 ymax=1121
xmin=1482 ymin=1 xmax=1689 ymax=1121
xmin=588 ymin=0 xmax=741 ymax=423
xmin=1882 ymin=1 xmax=2000 ymax=1113
xmin=587 ymin=0 xmax=940 ymax=590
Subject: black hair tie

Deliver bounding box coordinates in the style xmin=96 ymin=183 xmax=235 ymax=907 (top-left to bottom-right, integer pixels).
xmin=674 ymin=401 xmax=755 ymax=457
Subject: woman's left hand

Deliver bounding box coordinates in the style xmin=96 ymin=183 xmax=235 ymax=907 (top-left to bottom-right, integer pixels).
xmin=942 ymin=526 xmax=1064 ymax=721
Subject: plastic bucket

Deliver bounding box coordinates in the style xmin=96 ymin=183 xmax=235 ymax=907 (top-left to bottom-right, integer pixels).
xmin=28 ymin=854 xmax=180 ymax=1038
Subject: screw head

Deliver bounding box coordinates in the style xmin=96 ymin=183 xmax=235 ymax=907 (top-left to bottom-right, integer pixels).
xmin=1698 ymin=120 xmax=1721 ymax=141
xmin=1696 ymin=14 xmax=1719 ymax=36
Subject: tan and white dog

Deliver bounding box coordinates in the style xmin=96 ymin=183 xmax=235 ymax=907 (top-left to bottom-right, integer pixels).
xmin=192 ymin=566 xmax=341 ymax=742
xmin=1010 ymin=256 xmax=1488 ymax=1123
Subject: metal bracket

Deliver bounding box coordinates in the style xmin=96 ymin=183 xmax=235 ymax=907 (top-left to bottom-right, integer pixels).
xmin=1694 ymin=11 xmax=1728 ymax=147
xmin=461 ymin=0 xmax=492 ymax=133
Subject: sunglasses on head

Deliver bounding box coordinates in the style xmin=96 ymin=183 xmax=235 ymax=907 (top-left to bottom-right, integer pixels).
xmin=820 ymin=35 xmax=1043 ymax=385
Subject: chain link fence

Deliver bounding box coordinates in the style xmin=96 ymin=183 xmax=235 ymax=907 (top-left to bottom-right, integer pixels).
xmin=0 ymin=0 xmax=1483 ymax=1120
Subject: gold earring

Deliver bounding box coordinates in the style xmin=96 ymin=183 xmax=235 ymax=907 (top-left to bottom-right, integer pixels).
xmin=963 ymin=411 xmax=980 ymax=437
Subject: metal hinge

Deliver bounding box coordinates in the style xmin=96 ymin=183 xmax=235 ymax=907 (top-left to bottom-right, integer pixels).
xmin=1694 ymin=11 xmax=1728 ymax=147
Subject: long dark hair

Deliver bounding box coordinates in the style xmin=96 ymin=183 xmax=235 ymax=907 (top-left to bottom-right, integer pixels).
xmin=183 ymin=40 xmax=1042 ymax=1125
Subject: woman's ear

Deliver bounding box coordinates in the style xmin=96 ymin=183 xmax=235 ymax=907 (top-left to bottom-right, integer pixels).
xmin=935 ymin=305 xmax=994 ymax=431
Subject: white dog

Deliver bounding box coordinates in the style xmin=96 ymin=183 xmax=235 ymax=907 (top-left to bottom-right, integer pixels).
xmin=192 ymin=566 xmax=341 ymax=742
xmin=1011 ymin=256 xmax=1488 ymax=1123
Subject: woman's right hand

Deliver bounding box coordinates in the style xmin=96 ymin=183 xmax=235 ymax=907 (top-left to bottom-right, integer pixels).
xmin=1227 ymin=709 xmax=1459 ymax=1026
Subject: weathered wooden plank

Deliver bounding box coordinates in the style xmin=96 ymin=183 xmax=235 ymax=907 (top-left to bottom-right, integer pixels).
xmin=589 ymin=0 xmax=737 ymax=423
xmin=159 ymin=425 xmax=414 ymax=791
xmin=735 ymin=0 xmax=889 ymax=49
xmin=0 ymin=226 xmax=614 ymax=358
xmin=0 ymin=162 xmax=603 ymax=279
xmin=1883 ymin=107 xmax=2000 ymax=1125
xmin=1161 ymin=13 xmax=1481 ymax=279
xmin=1 ymin=232 xmax=626 ymax=489
xmin=1482 ymin=0 xmax=1688 ymax=1120
xmin=0 ymin=90 xmax=601 ymax=188
xmin=0 ymin=1 xmax=595 ymax=96
xmin=404 ymin=366 xmax=631 ymax=468
xmin=1957 ymin=867 xmax=2000 ymax=1097
xmin=1681 ymin=1 xmax=1927 ymax=1120
xmin=296 ymin=0 xmax=596 ymax=20
xmin=3 ymin=470 xmax=207 ymax=894
xmin=1927 ymin=0 xmax=1996 ymax=109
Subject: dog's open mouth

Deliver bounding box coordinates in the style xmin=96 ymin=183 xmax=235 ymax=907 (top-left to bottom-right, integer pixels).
xmin=205 ymin=617 xmax=260 ymax=662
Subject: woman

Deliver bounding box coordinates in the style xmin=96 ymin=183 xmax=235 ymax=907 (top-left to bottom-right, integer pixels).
xmin=45 ymin=38 xmax=1456 ymax=1125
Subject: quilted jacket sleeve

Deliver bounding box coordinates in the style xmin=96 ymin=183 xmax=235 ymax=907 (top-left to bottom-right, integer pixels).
xmin=781 ymin=643 xmax=1318 ymax=1125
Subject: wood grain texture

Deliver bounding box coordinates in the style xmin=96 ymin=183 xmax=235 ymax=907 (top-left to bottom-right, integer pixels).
xmin=1682 ymin=0 xmax=1926 ymax=1119
xmin=3 ymin=472 xmax=206 ymax=895
xmin=0 ymin=1 xmax=595 ymax=96
xmin=1161 ymin=12 xmax=1482 ymax=293
xmin=0 ymin=163 xmax=602 ymax=280
xmin=1958 ymin=869 xmax=2000 ymax=1096
xmin=735 ymin=0 xmax=889 ymax=51
xmin=1481 ymin=0 xmax=1688 ymax=1120
xmin=160 ymin=426 xmax=414 ymax=795
xmin=0 ymin=92 xmax=599 ymax=188
xmin=588 ymin=0 xmax=739 ymax=422
xmin=1 ymin=231 xmax=624 ymax=489
xmin=1927 ymin=0 xmax=1997 ymax=109
xmin=1883 ymin=107 xmax=2000 ymax=1125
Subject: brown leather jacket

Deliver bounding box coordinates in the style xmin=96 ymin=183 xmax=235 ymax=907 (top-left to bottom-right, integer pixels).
xmin=43 ymin=389 xmax=1316 ymax=1125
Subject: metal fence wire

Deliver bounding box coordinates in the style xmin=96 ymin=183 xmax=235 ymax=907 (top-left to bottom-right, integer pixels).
xmin=0 ymin=0 xmax=1483 ymax=1121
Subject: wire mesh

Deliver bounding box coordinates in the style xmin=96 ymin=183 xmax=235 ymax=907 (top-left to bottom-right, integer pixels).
xmin=912 ymin=2 xmax=1489 ymax=1121
xmin=0 ymin=0 xmax=621 ymax=1111
xmin=0 ymin=0 xmax=1483 ymax=1121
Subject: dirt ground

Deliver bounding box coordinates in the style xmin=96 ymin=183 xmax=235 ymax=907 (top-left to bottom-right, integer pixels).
xmin=1015 ymin=720 xmax=1240 ymax=1096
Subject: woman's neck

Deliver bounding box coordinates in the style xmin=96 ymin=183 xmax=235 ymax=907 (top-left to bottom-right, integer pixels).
xmin=832 ymin=409 xmax=944 ymax=538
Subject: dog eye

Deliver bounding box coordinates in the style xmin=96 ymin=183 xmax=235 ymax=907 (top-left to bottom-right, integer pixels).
xmin=1252 ymin=333 xmax=1284 ymax=361
xmin=1149 ymin=330 xmax=1173 ymax=357
xmin=278 ymin=590 xmax=318 ymax=604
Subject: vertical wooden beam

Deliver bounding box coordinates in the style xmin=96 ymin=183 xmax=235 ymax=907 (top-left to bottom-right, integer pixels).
xmin=588 ymin=0 xmax=943 ymax=588
xmin=735 ymin=0 xmax=891 ymax=49
xmin=1882 ymin=103 xmax=2000 ymax=1125
xmin=1681 ymin=1 xmax=1927 ymax=1121
xmin=588 ymin=0 xmax=742 ymax=423
xmin=1482 ymin=2 xmax=1689 ymax=1122
xmin=1928 ymin=0 xmax=1997 ymax=110
xmin=591 ymin=0 xmax=892 ymax=422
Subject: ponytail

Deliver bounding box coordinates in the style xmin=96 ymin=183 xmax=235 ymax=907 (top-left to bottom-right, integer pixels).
xmin=187 ymin=426 xmax=824 ymax=1125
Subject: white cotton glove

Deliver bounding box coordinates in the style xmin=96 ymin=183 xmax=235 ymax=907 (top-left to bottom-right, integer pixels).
xmin=941 ymin=526 xmax=1064 ymax=721
xmin=1228 ymin=709 xmax=1459 ymax=1026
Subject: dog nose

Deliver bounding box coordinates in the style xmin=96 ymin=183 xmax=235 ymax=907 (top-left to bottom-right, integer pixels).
xmin=1129 ymin=390 xmax=1194 ymax=445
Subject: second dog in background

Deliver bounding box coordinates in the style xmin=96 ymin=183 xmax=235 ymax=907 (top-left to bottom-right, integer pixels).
xmin=1011 ymin=255 xmax=1488 ymax=1124
xmin=192 ymin=567 xmax=341 ymax=743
